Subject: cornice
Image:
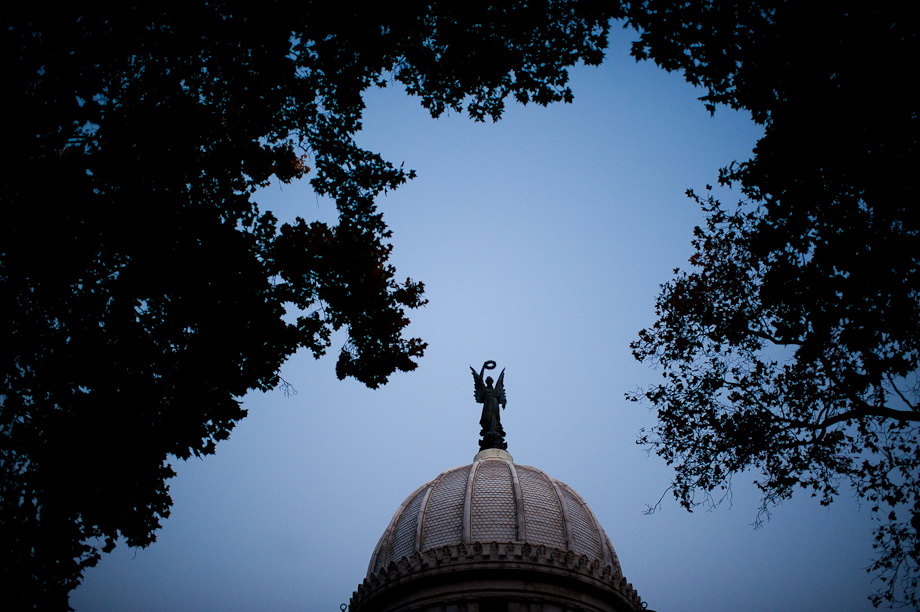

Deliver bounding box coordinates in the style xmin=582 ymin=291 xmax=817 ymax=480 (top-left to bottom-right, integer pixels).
xmin=350 ymin=541 xmax=643 ymax=611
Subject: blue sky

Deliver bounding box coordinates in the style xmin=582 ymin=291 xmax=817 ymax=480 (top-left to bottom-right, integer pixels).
xmin=72 ymin=27 xmax=879 ymax=612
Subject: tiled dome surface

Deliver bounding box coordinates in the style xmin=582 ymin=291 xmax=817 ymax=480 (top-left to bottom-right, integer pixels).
xmin=368 ymin=452 xmax=622 ymax=578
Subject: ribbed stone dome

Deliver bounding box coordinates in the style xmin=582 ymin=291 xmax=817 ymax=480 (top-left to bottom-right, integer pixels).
xmin=367 ymin=449 xmax=622 ymax=578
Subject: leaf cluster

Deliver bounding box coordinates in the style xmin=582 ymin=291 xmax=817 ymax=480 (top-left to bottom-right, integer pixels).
xmin=625 ymin=1 xmax=920 ymax=605
xmin=0 ymin=2 xmax=615 ymax=608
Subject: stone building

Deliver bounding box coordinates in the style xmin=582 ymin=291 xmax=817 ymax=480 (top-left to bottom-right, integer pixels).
xmin=348 ymin=447 xmax=648 ymax=612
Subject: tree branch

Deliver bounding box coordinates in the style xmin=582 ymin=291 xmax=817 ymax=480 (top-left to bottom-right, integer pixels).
xmin=818 ymin=405 xmax=920 ymax=429
xmin=886 ymin=374 xmax=918 ymax=413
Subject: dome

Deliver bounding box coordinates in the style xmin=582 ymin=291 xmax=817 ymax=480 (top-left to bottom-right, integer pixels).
xmin=367 ymin=448 xmax=621 ymax=577
xmin=351 ymin=449 xmax=644 ymax=612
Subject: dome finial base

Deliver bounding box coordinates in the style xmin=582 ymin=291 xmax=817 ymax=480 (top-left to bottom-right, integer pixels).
xmin=473 ymin=447 xmax=514 ymax=462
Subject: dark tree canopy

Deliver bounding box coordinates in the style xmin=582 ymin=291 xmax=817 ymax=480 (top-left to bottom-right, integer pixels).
xmin=625 ymin=2 xmax=920 ymax=606
xmin=1 ymin=2 xmax=615 ymax=608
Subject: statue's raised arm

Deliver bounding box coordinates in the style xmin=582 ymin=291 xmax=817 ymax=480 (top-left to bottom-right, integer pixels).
xmin=470 ymin=360 xmax=507 ymax=451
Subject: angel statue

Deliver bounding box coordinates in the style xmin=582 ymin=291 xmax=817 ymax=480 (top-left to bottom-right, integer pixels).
xmin=470 ymin=360 xmax=507 ymax=451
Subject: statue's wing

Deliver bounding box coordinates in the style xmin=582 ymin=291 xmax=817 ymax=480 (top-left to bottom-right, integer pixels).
xmin=495 ymin=368 xmax=507 ymax=405
xmin=470 ymin=366 xmax=485 ymax=402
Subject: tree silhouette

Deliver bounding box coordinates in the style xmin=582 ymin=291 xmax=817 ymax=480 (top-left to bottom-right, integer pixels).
xmin=1 ymin=3 xmax=615 ymax=608
xmin=625 ymin=2 xmax=919 ymax=605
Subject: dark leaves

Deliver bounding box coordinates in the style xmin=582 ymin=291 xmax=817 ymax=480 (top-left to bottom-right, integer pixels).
xmin=2 ymin=2 xmax=620 ymax=607
xmin=626 ymin=2 xmax=919 ymax=604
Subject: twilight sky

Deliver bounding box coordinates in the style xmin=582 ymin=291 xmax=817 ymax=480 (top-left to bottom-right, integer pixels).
xmin=73 ymin=26 xmax=879 ymax=612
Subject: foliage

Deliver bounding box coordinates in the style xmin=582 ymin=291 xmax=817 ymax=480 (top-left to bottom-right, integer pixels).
xmin=625 ymin=1 xmax=920 ymax=605
xmin=1 ymin=2 xmax=615 ymax=608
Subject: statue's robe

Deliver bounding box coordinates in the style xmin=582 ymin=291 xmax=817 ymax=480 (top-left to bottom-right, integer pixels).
xmin=479 ymin=387 xmax=504 ymax=436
